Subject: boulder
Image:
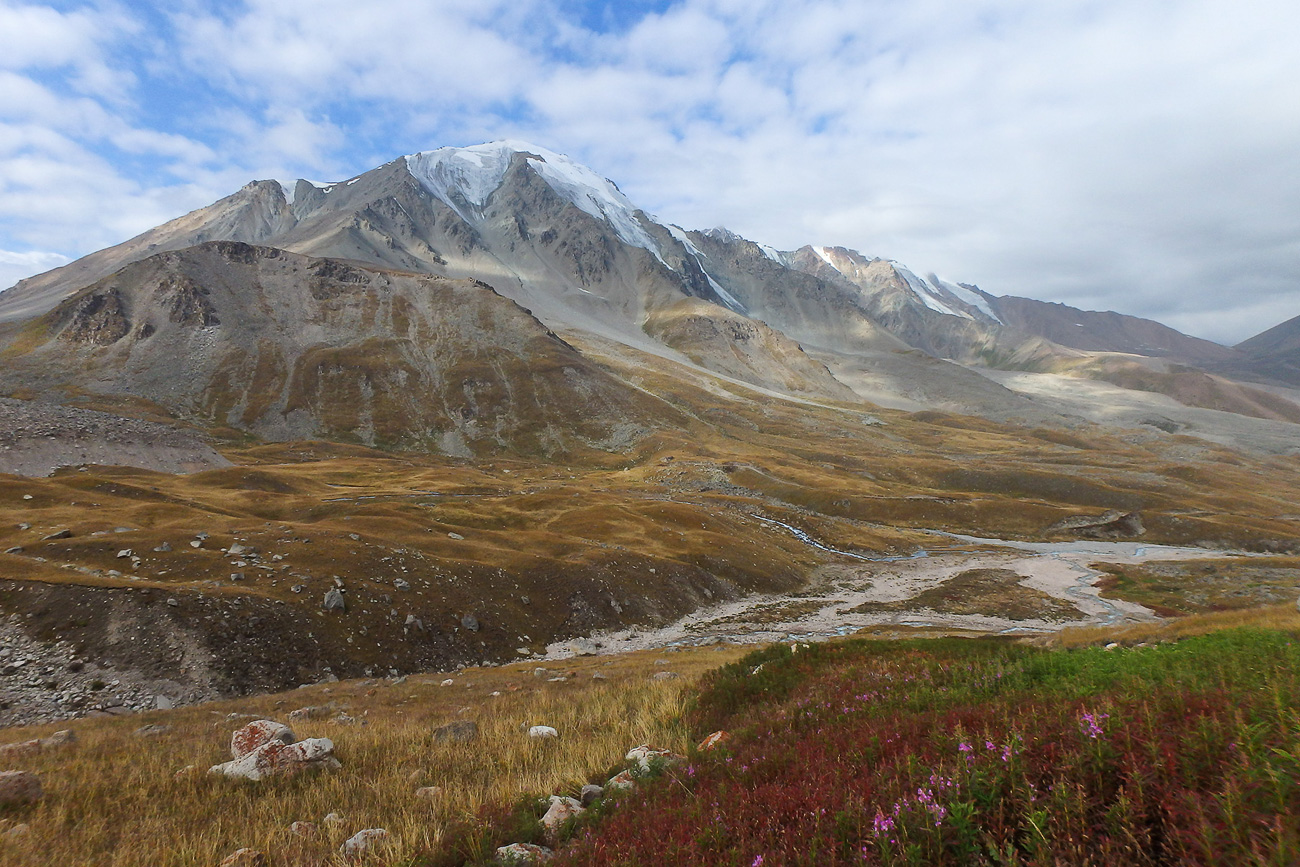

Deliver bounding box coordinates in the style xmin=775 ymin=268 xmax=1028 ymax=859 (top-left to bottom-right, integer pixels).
xmin=495 ymin=842 xmax=554 ymax=865
xmin=340 ymin=828 xmax=388 ymax=857
xmin=210 ymin=737 xmax=340 ymax=781
xmin=698 ymin=731 xmax=730 ymax=751
xmin=432 ymin=720 xmax=479 ymax=743
xmin=540 ymin=795 xmax=583 ymax=841
xmin=460 ymin=613 xmax=480 ymax=632
xmin=0 ymin=771 xmax=42 ymax=806
xmin=322 ymin=589 xmax=346 ymax=611
xmin=528 ymin=726 xmax=558 ymax=739
xmin=0 ymin=739 xmax=42 ymax=761
xmin=230 ymin=720 xmax=294 ymax=759
xmin=218 ymin=849 xmax=265 ymax=867
xmin=579 ymin=783 xmax=604 ymax=807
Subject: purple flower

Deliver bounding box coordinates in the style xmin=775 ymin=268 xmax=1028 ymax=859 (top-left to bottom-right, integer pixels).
xmin=752 ymin=855 xmax=764 ymax=867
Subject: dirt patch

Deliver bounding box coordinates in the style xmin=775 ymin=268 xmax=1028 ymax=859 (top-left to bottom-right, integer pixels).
xmin=852 ymin=568 xmax=1084 ymax=621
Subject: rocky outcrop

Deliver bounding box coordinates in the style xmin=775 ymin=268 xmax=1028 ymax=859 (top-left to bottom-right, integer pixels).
xmin=209 ymin=719 xmax=340 ymax=781
xmin=1049 ymin=510 xmax=1145 ymax=539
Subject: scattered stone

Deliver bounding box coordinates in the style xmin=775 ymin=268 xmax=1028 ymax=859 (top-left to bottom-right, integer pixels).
xmin=340 ymin=828 xmax=388 ymax=857
xmin=288 ymin=706 xmax=333 ymax=722
xmin=166 ymin=597 xmax=180 ymax=607
xmin=651 ymin=671 xmax=680 ymax=681
xmin=541 ymin=795 xmax=583 ymax=841
xmin=291 ymin=584 xmax=305 ymax=593
xmin=415 ymin=785 xmax=443 ymax=800
xmin=579 ymin=783 xmax=604 ymax=806
xmin=2 ymin=823 xmax=30 ymax=841
xmin=135 ymin=724 xmax=173 ymax=737
xmin=153 ymin=542 xmax=172 ymax=552
xmin=460 ymin=614 xmax=480 ymax=632
xmin=190 ymin=540 xmax=203 ymax=548
xmin=528 ymin=725 xmax=558 ymax=739
xmin=230 ymin=720 xmax=294 ymax=759
xmin=42 ymin=529 xmax=71 ymax=540
xmin=433 ymin=720 xmax=479 ymax=743
xmin=173 ymin=764 xmax=200 ymax=780
xmin=229 ymin=572 xmax=245 ymax=582
xmin=322 ymin=589 xmax=346 ymax=612
xmin=289 ymin=821 xmax=318 ymax=838
xmin=218 ymin=848 xmax=265 ymax=867
xmin=331 ymin=713 xmax=358 ymax=726
xmin=228 ymin=543 xmax=253 ymax=557
xmin=0 ymin=771 xmax=42 ymax=806
xmin=495 ymin=842 xmax=554 ymax=865
xmin=626 ymin=745 xmax=684 ymax=773
xmin=394 ymin=578 xmax=410 ymax=591
xmin=606 ymin=769 xmax=636 ymax=791
xmin=322 ymin=812 xmax=346 ymax=827
xmin=447 ymin=532 xmax=465 ymax=540
xmin=440 ymin=678 xmax=454 ymax=686
xmin=698 ymin=731 xmax=730 ymax=751
xmin=3 ymin=547 xmax=21 ymax=555
xmin=116 ymin=549 xmax=132 ymax=559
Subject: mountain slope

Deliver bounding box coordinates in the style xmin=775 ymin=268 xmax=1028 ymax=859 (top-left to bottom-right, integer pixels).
xmin=0 ymin=241 xmax=673 ymax=456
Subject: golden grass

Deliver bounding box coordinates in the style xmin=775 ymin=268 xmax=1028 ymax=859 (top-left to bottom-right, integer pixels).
xmin=1051 ymin=602 xmax=1300 ymax=648
xmin=0 ymin=644 xmax=748 ymax=867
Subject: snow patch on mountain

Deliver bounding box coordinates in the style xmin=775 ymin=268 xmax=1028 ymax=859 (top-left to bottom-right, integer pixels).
xmin=666 ymin=225 xmax=746 ymax=312
xmin=894 ymin=265 xmax=972 ymax=320
xmin=933 ymin=276 xmax=1002 ymax=324
xmin=759 ymin=245 xmax=786 ymax=265
xmin=406 ymin=140 xmax=663 ymax=256
xmin=813 ymin=246 xmax=840 ymax=270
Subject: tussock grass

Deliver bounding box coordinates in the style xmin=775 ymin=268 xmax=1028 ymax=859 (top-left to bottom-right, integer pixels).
xmin=0 ymin=645 xmax=746 ymax=866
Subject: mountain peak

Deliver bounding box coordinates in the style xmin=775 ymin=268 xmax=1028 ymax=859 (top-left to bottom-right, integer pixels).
xmin=404 ymin=141 xmax=660 ymax=253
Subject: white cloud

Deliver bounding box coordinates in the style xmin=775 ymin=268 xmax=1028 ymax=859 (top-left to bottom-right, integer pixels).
xmin=1 ymin=0 xmax=1298 ymax=344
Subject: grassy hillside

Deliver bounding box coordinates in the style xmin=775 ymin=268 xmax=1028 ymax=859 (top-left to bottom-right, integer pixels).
xmin=551 ymin=626 xmax=1300 ymax=866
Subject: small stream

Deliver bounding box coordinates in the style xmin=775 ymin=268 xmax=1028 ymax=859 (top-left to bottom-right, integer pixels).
xmin=546 ymin=525 xmax=1259 ymax=657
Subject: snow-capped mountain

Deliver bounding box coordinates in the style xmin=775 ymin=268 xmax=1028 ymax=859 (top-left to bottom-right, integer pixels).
xmin=1 ymin=139 xmax=1295 ymax=448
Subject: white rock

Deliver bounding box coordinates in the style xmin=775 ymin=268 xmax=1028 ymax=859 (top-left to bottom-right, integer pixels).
xmin=340 ymin=828 xmax=388 ymax=856
xmin=209 ymin=737 xmax=340 ymax=781
xmin=495 ymin=842 xmax=554 ymax=864
xmin=528 ymin=726 xmax=558 ymax=739
xmin=541 ymin=795 xmax=583 ymax=840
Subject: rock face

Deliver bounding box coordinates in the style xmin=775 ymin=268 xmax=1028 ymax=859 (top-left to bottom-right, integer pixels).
xmin=0 ymin=771 xmax=42 ymax=806
xmin=0 ymin=242 xmax=669 ymax=458
xmin=210 ymin=720 xmax=340 ymax=781
xmin=1049 ymin=510 xmax=1145 ymax=539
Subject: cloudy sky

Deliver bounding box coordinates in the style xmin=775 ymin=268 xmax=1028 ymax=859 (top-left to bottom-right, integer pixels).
xmin=1 ymin=0 xmax=1297 ymax=344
